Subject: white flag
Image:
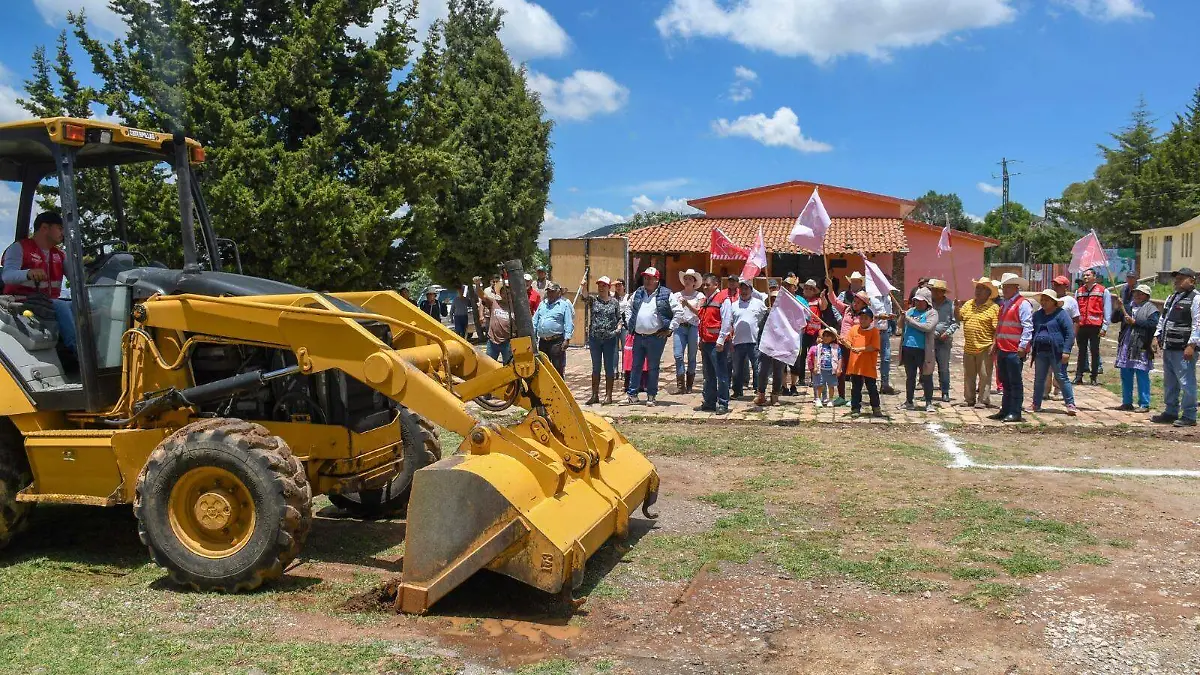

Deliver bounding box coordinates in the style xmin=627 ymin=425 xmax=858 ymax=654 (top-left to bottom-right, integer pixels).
xmin=741 ymin=225 xmax=768 ymax=279
xmin=861 ymin=255 xmax=897 ymax=299
xmin=788 ymin=187 xmax=831 ymax=254
xmin=758 ymin=290 xmax=812 ymax=365
xmin=937 ymin=224 xmax=952 ymax=258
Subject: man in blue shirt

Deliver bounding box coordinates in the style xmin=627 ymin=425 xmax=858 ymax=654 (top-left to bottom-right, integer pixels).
xmin=532 ymin=282 xmax=573 ymax=376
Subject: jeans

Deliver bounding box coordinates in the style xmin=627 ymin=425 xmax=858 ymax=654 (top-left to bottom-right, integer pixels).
xmin=1162 ymin=349 xmax=1197 ymax=421
xmin=731 ymin=342 xmax=759 ymax=395
xmin=755 ymin=355 xmax=785 ymax=395
xmin=673 ymin=324 xmax=699 ymax=377
xmin=538 ymin=336 xmax=567 ymax=377
xmin=1032 ymin=354 xmax=1074 ymax=408
xmin=850 ymin=374 xmax=880 ymax=411
xmin=589 ymin=335 xmax=619 ymax=379
xmin=700 ymin=341 xmax=730 ymax=409
xmin=453 ymin=313 xmax=469 ymax=338
xmin=629 ymin=333 xmax=667 ymax=398
xmin=935 ymin=339 xmax=952 ymax=396
xmin=1120 ymin=367 xmax=1151 ymax=409
xmin=1075 ymin=325 xmax=1102 ymax=379
xmin=793 ymin=333 xmax=817 ymax=382
xmin=53 ymin=298 xmax=76 ymax=352
xmin=902 ymin=346 xmax=932 ymax=405
xmin=486 ymin=340 xmax=512 ymax=364
xmin=878 ymin=328 xmax=892 ymax=388
xmin=996 ymin=350 xmax=1024 ymax=417
xmin=962 ymin=351 xmax=992 ymax=406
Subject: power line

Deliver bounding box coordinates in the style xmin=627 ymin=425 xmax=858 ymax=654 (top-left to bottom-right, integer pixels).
xmin=993 ymin=158 xmax=1023 ymax=262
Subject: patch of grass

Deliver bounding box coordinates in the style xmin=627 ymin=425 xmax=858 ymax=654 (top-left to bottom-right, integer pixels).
xmin=628 ymin=429 xmax=831 ymax=465
xmin=1106 ymin=538 xmax=1135 ymax=549
xmin=517 ymin=659 xmax=578 ymax=675
xmin=954 ymin=582 xmax=1027 ymax=609
xmin=886 ymin=507 xmax=923 ymax=524
xmin=885 ymin=441 xmax=947 ymax=465
xmin=1081 ymin=488 xmax=1130 ymax=499
xmin=1074 ymin=553 xmax=1112 ymax=566
xmin=950 ymin=566 xmax=999 ymax=581
xmin=998 ymin=548 xmax=1062 ymax=577
xmin=935 ymin=488 xmax=1096 ymax=551
xmin=591 ymin=659 xmax=616 ymax=673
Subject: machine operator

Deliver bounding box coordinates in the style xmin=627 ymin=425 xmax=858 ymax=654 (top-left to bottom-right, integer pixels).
xmin=1 ymin=211 xmax=75 ymax=352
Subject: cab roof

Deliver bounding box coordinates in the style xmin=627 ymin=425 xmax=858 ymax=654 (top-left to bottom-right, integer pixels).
xmin=0 ymin=117 xmax=203 ymax=182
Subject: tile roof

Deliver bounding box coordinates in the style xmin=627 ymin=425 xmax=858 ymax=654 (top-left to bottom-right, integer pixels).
xmin=621 ymin=217 xmax=910 ymax=255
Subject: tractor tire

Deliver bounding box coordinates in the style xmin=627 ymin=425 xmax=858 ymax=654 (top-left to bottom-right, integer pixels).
xmin=134 ymin=418 xmax=312 ymax=592
xmin=0 ymin=419 xmax=33 ymax=551
xmin=328 ymin=407 xmax=442 ymax=519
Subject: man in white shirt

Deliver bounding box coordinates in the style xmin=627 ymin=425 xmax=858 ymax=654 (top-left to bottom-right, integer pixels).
xmin=624 ymin=268 xmax=673 ymax=406
xmin=670 ymin=269 xmax=704 ymax=394
xmin=721 ymin=280 xmax=768 ymax=399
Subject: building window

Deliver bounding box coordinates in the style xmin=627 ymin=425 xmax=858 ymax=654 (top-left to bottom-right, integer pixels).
xmin=1186 ymin=233 xmax=1194 ymax=259
xmin=1148 ymin=236 xmax=1156 ymax=259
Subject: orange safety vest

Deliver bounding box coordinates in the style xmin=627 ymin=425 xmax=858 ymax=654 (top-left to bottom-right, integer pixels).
xmin=995 ymin=296 xmax=1027 ymax=352
xmin=1075 ymin=283 xmax=1106 ymax=327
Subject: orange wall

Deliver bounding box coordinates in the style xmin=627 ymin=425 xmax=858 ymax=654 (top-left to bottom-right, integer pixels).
xmin=698 ymin=184 xmax=911 ymax=219
xmin=904 ymin=225 xmax=987 ymax=299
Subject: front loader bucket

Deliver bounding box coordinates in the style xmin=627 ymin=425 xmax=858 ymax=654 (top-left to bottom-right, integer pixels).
xmin=395 ymin=412 xmax=658 ymax=614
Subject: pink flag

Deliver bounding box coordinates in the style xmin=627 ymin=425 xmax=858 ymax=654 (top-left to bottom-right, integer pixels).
xmin=788 ymin=187 xmax=831 ymax=254
xmin=740 ymin=225 xmax=768 ymax=279
xmin=1068 ymin=230 xmax=1108 ymax=274
xmin=861 ymin=255 xmax=897 ymax=299
xmin=758 ymin=290 xmax=812 ymax=365
xmin=937 ymin=224 xmax=952 ymax=258
xmin=710 ymin=227 xmax=749 ymax=261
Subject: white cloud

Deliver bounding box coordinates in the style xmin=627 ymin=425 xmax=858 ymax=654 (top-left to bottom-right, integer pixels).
xmin=540 ymin=207 xmax=624 ymax=245
xmin=712 ymin=107 xmax=831 ymax=153
xmin=33 ymin=0 xmax=126 ymax=36
xmin=631 ymin=195 xmax=699 ymax=214
xmin=966 ymin=212 xmax=984 ymax=223
xmin=1057 ymin=0 xmax=1152 ymax=21
xmin=0 ymin=182 xmax=18 ymax=241
xmin=351 ymin=0 xmax=569 ymax=61
xmin=728 ymin=65 xmax=757 ymax=102
xmin=528 ymin=70 xmax=629 ymax=122
xmin=977 ymin=182 xmax=1004 ymax=197
xmin=656 ymin=0 xmax=1017 ymax=62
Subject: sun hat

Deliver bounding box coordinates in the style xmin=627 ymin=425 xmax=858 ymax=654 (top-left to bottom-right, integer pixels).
xmin=1038 ymin=288 xmax=1065 ymax=306
xmin=854 ymin=290 xmax=870 ymax=305
xmin=784 ymin=272 xmax=799 ymax=285
xmin=643 ymin=266 xmax=660 ymax=278
xmin=1053 ymin=275 xmax=1071 ymax=286
xmin=849 ymin=271 xmax=864 ymax=281
xmin=913 ymin=287 xmax=933 ymax=305
xmin=1134 ymin=284 xmax=1153 ymax=296
xmin=803 ymin=278 xmax=818 ymax=288
xmin=820 ymin=326 xmax=838 ymax=339
xmin=737 ymin=278 xmax=753 ymax=288
xmin=596 ymin=275 xmax=612 ymax=286
xmin=999 ymin=272 xmax=1027 ymax=288
xmin=928 ymin=279 xmax=948 ymax=291
xmin=679 ymin=268 xmax=702 ymax=285
xmin=523 ymin=273 xmax=533 ymax=282
xmin=972 ymin=277 xmax=999 ymax=300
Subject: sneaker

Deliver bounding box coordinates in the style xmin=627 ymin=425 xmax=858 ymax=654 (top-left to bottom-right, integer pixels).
xmin=1066 ymin=405 xmax=1078 ymax=416
xmin=1114 ymin=404 xmax=1135 ymax=411
xmin=1173 ymin=418 xmax=1196 ymax=428
xmin=871 ymin=407 xmax=885 ymax=418
xmin=941 ymin=394 xmax=951 ymax=403
xmin=646 ymin=396 xmax=656 ymax=408
xmin=902 ymin=402 xmax=917 ymax=411
xmin=849 ymin=410 xmax=862 ymax=418
xmin=694 ymin=404 xmax=716 ymax=412
xmin=1135 ymin=406 xmax=1150 ymax=414
xmin=822 ymin=398 xmax=833 ymax=407
xmin=1089 ymin=377 xmax=1098 ymax=386
xmin=624 ymin=394 xmax=638 ymax=406
xmin=715 ymin=404 xmax=730 ymax=415
xmin=813 ymin=399 xmax=824 ymax=408
xmin=923 ymin=403 xmax=936 ymax=413
xmin=1030 ymin=405 xmax=1042 ymax=413
xmin=879 ymin=385 xmax=897 ymax=396
xmin=1151 ymin=413 xmax=1178 ymax=424
xmin=832 ymin=397 xmax=847 ymax=407
xmin=1072 ymin=376 xmax=1084 ymax=386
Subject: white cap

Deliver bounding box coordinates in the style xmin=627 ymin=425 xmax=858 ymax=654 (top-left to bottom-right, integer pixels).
xmin=596 ymin=275 xmax=612 ymax=286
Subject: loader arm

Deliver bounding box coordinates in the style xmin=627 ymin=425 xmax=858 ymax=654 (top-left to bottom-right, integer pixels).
xmin=130 ymin=263 xmax=659 ymax=613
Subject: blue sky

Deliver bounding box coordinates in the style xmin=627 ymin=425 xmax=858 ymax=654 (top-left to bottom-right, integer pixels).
xmin=2 ymin=1 xmax=1198 ymax=246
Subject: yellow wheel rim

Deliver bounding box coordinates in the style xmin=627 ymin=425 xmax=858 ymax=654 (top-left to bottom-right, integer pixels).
xmin=168 ymin=467 xmax=256 ymax=559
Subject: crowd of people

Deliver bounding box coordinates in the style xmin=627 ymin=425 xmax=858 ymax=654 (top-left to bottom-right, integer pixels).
xmin=431 ymin=262 xmax=1200 ymax=428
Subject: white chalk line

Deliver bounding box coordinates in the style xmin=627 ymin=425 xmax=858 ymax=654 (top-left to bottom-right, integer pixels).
xmin=926 ymin=423 xmax=1200 ymax=479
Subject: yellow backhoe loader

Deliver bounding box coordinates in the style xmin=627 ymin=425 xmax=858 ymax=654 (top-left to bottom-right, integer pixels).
xmin=0 ymin=118 xmax=658 ymax=613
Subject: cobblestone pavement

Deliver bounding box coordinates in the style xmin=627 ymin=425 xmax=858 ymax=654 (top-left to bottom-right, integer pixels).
xmin=552 ymin=332 xmax=1162 ymax=429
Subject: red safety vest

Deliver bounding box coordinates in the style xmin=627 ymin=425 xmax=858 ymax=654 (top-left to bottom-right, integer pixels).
xmin=699 ymin=289 xmax=732 ymax=343
xmin=1075 ymin=283 xmax=1106 ymax=327
xmin=996 ymin=297 xmax=1027 ymax=352
xmin=3 ymin=239 xmax=64 ymax=298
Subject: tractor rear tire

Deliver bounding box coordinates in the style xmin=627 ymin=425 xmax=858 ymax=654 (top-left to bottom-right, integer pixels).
xmin=328 ymin=407 xmax=441 ymax=519
xmin=135 ymin=419 xmax=312 ymax=592
xmin=0 ymin=419 xmax=33 ymax=551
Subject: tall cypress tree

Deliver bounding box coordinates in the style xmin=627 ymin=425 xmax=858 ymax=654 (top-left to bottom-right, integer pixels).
xmin=426 ymin=0 xmax=553 ymax=285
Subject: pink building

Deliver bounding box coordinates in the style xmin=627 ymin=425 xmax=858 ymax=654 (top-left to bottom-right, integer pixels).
xmin=622 ymin=181 xmax=999 ymax=299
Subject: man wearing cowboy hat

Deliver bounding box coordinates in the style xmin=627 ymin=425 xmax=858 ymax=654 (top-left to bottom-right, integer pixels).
xmin=956 ymin=277 xmax=1000 ymax=408
xmin=670 ymin=269 xmax=705 ymax=394
xmin=1153 ymin=267 xmax=1200 ymax=427
xmin=991 ymin=273 xmax=1034 ymax=422
xmin=839 ymin=271 xmax=866 ymax=306
xmin=928 ymin=279 xmax=958 ymax=402
xmin=624 ymin=267 xmax=674 ymax=406
xmin=1073 ymin=267 xmax=1112 ymax=386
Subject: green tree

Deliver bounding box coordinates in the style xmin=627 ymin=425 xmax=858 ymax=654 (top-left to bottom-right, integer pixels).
xmin=910 ymin=190 xmax=974 ymax=231
xmin=422 ymin=0 xmax=553 ymax=286
xmin=55 ymin=0 xmax=453 ymax=290
xmin=1141 ymin=85 xmax=1200 ymax=228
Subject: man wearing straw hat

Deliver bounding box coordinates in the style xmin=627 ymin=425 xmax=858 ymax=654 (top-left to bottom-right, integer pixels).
xmin=956 ymin=277 xmax=1000 ymax=408
xmin=928 ymin=279 xmax=958 ymax=403
xmin=991 ymin=272 xmax=1034 ymax=423
xmin=670 ymin=269 xmax=705 ymax=395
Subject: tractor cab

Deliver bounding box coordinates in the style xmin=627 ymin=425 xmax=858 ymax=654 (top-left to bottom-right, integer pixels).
xmin=0 ymin=117 xmax=215 ymax=413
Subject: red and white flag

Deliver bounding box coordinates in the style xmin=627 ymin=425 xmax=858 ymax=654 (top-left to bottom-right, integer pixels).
xmin=937 ymin=224 xmax=952 ymax=258
xmin=861 ymin=255 xmax=898 ymax=299
xmin=788 ymin=187 xmax=831 ymax=254
xmin=710 ymin=227 xmax=749 ymax=261
xmin=1068 ymin=230 xmax=1108 ymax=274
xmin=740 ymin=225 xmax=768 ymax=279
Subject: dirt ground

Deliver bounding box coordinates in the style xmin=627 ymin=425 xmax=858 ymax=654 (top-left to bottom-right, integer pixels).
xmin=2 ymin=421 xmax=1199 ymax=674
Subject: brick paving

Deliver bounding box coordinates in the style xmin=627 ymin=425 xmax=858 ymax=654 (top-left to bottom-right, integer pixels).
xmin=555 ymin=332 xmax=1160 ymax=429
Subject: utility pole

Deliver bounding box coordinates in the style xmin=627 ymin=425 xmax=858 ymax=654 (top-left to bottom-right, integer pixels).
xmin=994 ymin=158 xmax=1021 ymax=262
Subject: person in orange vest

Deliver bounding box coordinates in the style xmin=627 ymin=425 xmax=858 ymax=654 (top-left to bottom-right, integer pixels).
xmin=1073 ymin=268 xmax=1112 ymax=386
xmin=989 ymin=273 xmax=1034 ymax=423
xmin=1 ymin=211 xmax=74 ymax=352
xmin=696 ymin=273 xmax=733 ymax=414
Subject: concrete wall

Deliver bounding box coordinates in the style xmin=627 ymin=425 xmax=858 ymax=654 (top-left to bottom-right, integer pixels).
xmin=698 ymin=184 xmax=910 ymax=219
xmin=904 ymin=225 xmax=987 ymax=299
